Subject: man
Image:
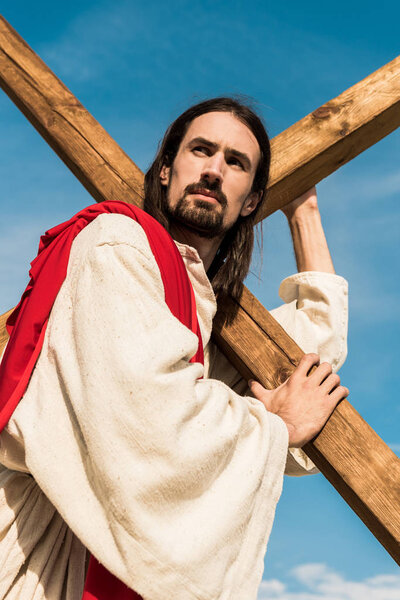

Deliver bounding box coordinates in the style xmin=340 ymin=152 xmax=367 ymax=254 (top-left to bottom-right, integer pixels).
xmin=0 ymin=98 xmax=348 ymax=599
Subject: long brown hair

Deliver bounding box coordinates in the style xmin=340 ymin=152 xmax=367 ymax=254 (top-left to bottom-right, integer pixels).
xmin=144 ymin=97 xmax=271 ymax=300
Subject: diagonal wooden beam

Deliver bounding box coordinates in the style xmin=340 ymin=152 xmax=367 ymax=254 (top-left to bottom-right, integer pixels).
xmin=0 ymin=16 xmax=399 ymax=563
xmin=261 ymin=54 xmax=400 ymax=220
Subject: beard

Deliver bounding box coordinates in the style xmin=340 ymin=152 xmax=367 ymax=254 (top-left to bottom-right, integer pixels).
xmin=165 ymin=180 xmax=228 ymax=239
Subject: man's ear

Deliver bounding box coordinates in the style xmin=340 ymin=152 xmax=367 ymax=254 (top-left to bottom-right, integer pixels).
xmin=240 ymin=191 xmax=261 ymax=217
xmin=160 ymin=164 xmax=170 ymax=187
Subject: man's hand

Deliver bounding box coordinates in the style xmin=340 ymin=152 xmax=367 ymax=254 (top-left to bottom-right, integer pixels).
xmin=249 ymin=354 xmax=349 ymax=447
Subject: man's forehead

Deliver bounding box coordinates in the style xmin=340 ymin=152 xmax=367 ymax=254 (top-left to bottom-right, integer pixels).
xmin=182 ymin=112 xmax=260 ymax=165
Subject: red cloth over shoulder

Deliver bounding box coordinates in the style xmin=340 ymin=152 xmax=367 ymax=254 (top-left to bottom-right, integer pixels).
xmin=0 ymin=201 xmax=204 ymax=600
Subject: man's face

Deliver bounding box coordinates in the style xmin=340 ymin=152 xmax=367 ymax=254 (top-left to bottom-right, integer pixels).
xmin=160 ymin=112 xmax=261 ymax=239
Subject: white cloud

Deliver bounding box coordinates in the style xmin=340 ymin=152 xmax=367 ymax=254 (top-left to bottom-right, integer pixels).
xmin=258 ymin=578 xmax=286 ymax=596
xmin=258 ymin=564 xmax=400 ymax=600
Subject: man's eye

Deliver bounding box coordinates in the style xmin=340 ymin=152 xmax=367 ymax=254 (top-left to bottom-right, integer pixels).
xmin=193 ymin=146 xmax=210 ymax=155
xmin=228 ymin=156 xmax=244 ymax=169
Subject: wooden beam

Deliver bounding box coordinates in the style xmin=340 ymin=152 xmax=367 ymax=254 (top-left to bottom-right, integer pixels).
xmin=0 ymin=16 xmax=399 ymax=563
xmin=0 ymin=309 xmax=13 ymax=352
xmin=261 ymin=55 xmax=400 ymax=221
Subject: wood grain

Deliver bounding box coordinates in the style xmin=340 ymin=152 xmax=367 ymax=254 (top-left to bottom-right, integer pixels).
xmin=0 ymin=15 xmax=399 ymax=563
xmin=261 ymin=55 xmax=400 ymax=220
xmin=0 ymin=309 xmax=13 ymax=354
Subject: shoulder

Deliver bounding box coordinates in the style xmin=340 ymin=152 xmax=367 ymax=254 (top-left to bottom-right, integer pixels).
xmin=66 ymin=212 xmax=162 ymax=282
xmin=71 ymin=213 xmax=153 ymax=256
xmin=59 ymin=212 xmax=167 ymax=304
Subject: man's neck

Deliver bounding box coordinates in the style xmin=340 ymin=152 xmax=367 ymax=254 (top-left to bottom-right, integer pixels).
xmin=170 ymin=224 xmax=223 ymax=272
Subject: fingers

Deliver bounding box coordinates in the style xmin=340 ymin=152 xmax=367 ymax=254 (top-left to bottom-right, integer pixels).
xmin=298 ymin=186 xmax=317 ymax=203
xmin=295 ymin=353 xmax=320 ymax=377
xmin=320 ymin=372 xmax=340 ymax=394
xmin=310 ymin=361 xmax=333 ymax=385
xmin=248 ymin=380 xmax=264 ymax=397
xmin=329 ymin=385 xmax=349 ymax=405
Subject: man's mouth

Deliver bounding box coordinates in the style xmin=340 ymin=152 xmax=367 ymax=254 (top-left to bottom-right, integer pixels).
xmin=185 ymin=182 xmax=227 ymax=207
xmin=190 ymin=188 xmax=219 ymax=202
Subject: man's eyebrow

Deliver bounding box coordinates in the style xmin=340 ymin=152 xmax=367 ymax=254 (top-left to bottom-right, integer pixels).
xmin=188 ymin=136 xmax=218 ymax=150
xmin=227 ymin=148 xmax=252 ymax=170
xmin=188 ymin=137 xmax=252 ymax=170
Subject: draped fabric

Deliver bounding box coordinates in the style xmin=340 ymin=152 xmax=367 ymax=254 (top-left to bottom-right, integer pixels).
xmin=0 ymin=201 xmax=204 ymax=600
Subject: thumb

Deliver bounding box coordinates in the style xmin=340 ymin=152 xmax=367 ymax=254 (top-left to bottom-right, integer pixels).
xmin=248 ymin=379 xmax=265 ymax=396
xmin=249 ymin=380 xmax=276 ymax=412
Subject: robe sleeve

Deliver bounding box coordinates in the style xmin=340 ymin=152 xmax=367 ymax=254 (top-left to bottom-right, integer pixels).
xmin=270 ymin=271 xmax=348 ymax=373
xmin=3 ymin=214 xmax=289 ymax=600
xmin=270 ymin=271 xmax=349 ymax=476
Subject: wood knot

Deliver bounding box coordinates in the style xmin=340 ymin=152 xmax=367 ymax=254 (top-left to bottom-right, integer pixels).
xmin=339 ymin=121 xmax=350 ymax=136
xmin=312 ymin=104 xmax=341 ymax=119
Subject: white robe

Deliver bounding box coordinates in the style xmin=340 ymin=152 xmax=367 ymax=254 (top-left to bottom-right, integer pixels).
xmin=0 ymin=214 xmax=348 ymax=600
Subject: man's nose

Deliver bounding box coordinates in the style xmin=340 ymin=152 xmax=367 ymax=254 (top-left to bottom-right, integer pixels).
xmin=201 ymin=153 xmax=224 ymax=185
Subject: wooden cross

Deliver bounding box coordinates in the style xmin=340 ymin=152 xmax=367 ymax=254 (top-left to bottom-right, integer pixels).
xmin=0 ymin=15 xmax=399 ymax=564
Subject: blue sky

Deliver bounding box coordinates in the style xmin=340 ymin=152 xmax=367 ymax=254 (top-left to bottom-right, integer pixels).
xmin=0 ymin=1 xmax=399 ymax=598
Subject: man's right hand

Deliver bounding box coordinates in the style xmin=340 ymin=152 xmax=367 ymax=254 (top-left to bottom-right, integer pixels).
xmin=249 ymin=354 xmax=349 ymax=447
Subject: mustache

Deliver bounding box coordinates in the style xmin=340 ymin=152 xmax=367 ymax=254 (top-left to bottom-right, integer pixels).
xmin=184 ymin=180 xmax=227 ymax=208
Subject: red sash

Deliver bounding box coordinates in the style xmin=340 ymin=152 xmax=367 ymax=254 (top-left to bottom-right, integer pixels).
xmin=0 ymin=201 xmax=204 ymax=599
